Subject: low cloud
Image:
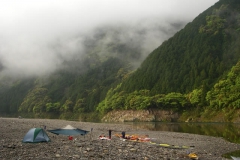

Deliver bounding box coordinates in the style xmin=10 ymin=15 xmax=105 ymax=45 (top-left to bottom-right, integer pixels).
xmin=0 ymin=0 xmax=218 ymax=78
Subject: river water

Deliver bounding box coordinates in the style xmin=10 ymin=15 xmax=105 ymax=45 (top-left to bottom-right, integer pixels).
xmin=123 ymin=122 xmax=240 ymax=144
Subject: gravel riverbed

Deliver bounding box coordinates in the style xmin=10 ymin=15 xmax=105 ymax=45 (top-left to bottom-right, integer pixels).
xmin=0 ymin=118 xmax=239 ymax=160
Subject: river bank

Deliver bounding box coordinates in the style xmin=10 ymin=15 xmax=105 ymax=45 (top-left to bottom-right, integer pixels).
xmin=101 ymin=109 xmax=240 ymax=123
xmin=0 ymin=118 xmax=240 ymax=159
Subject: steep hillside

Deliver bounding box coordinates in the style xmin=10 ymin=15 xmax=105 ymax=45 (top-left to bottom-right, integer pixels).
xmin=120 ymin=0 xmax=240 ymax=95
xmin=0 ymin=79 xmax=34 ymax=114
xmin=1 ymin=23 xmax=184 ymax=119
xmin=97 ymin=0 xmax=240 ymax=122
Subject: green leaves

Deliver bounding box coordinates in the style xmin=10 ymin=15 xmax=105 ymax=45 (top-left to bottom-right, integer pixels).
xmin=61 ymin=99 xmax=74 ymax=112
xmin=18 ymin=87 xmax=50 ymax=113
xmin=199 ymin=15 xmax=226 ymax=35
xmin=46 ymin=102 xmax=60 ymax=112
xmin=206 ymin=61 xmax=240 ymax=109
xmin=97 ymin=88 xmax=191 ymax=113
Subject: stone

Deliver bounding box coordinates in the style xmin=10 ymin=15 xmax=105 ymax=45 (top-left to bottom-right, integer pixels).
xmin=55 ymin=154 xmax=61 ymax=158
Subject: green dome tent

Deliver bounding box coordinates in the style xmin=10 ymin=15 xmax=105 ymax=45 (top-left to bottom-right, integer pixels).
xmin=22 ymin=128 xmax=50 ymax=143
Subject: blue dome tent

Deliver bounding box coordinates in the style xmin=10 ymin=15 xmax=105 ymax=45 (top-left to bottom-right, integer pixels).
xmin=22 ymin=128 xmax=50 ymax=143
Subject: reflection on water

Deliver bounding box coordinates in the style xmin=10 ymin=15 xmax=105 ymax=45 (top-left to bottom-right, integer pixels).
xmin=124 ymin=122 xmax=240 ymax=144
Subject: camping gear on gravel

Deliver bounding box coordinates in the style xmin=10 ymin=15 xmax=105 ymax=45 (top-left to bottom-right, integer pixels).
xmin=22 ymin=128 xmax=50 ymax=143
xmin=115 ymin=133 xmax=151 ymax=142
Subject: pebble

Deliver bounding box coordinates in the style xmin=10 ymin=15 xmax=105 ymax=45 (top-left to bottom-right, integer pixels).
xmin=55 ymin=154 xmax=61 ymax=157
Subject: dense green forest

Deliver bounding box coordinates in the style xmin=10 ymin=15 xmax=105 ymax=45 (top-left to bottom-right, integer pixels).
xmin=120 ymin=0 xmax=240 ymax=94
xmin=0 ymin=0 xmax=240 ymax=121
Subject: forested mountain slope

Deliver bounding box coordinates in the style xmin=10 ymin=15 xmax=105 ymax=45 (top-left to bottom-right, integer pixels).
xmin=0 ymin=23 xmax=183 ymax=119
xmin=97 ymin=0 xmax=240 ymax=121
xmin=1 ymin=0 xmax=240 ymax=122
xmin=120 ymin=0 xmax=240 ymax=95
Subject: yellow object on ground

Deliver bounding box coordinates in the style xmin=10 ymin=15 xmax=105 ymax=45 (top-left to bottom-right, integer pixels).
xmin=188 ymin=153 xmax=198 ymax=160
xmin=149 ymin=142 xmax=190 ymax=149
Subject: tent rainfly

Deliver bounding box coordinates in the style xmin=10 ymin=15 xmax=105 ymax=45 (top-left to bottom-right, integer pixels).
xmin=48 ymin=125 xmax=89 ymax=136
xmin=22 ymin=128 xmax=50 ymax=143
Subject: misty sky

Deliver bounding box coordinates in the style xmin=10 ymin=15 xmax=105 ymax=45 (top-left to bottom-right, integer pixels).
xmin=0 ymin=0 xmax=219 ymax=78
